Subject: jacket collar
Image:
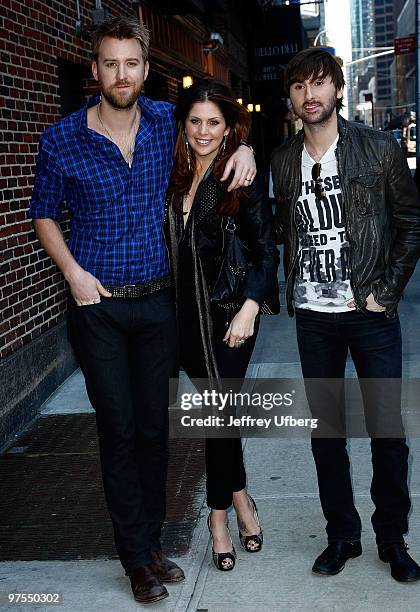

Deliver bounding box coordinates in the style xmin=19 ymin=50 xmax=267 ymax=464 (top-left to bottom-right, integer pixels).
xmin=337 ymin=114 xmax=349 ymax=141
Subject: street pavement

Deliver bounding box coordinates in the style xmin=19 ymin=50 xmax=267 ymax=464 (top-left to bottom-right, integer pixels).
xmin=1 ymin=265 xmax=420 ymax=611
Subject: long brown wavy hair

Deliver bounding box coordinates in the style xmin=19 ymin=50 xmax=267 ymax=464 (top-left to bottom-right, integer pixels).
xmin=168 ymin=79 xmax=251 ymax=215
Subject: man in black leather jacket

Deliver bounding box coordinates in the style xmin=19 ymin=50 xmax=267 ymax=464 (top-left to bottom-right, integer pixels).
xmin=272 ymin=48 xmax=420 ymax=583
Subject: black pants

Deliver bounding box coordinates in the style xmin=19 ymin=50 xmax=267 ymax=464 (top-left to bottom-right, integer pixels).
xmin=67 ymin=288 xmax=177 ymax=571
xmin=179 ymin=305 xmax=259 ymax=510
xmin=296 ymin=308 xmax=410 ymax=545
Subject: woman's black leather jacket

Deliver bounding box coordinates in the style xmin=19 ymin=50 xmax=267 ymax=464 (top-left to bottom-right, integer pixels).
xmin=164 ymin=167 xmax=279 ymax=383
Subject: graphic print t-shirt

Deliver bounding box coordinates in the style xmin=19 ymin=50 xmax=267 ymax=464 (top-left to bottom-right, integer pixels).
xmin=293 ymin=138 xmax=353 ymax=312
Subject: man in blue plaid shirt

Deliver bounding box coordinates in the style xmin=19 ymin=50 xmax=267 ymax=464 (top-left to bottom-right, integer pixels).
xmin=29 ymin=16 xmax=256 ymax=604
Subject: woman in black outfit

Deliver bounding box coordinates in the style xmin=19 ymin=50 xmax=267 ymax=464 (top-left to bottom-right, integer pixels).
xmin=165 ymin=80 xmax=279 ymax=571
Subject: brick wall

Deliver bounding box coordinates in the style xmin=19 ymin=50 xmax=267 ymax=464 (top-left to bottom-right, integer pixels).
xmin=0 ymin=0 xmax=136 ymax=449
xmin=0 ymin=1 xmax=257 ymax=448
xmin=0 ymin=0 xmax=134 ymax=361
xmin=0 ymin=1 xmax=257 ymax=361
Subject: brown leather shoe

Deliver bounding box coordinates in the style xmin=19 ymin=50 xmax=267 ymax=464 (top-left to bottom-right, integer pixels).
xmin=151 ymin=550 xmax=186 ymax=583
xmin=128 ymin=563 xmax=169 ymax=604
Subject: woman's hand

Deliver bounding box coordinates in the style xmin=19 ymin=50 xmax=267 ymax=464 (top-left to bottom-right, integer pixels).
xmin=223 ymin=299 xmax=259 ymax=348
xmin=221 ymin=145 xmax=257 ymax=192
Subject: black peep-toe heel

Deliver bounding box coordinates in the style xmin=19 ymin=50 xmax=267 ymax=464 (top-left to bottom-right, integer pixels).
xmin=237 ymin=494 xmax=263 ymax=553
xmin=207 ymin=513 xmax=236 ymax=571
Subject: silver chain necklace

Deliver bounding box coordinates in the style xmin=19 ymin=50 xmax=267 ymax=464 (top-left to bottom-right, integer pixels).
xmin=96 ymin=103 xmax=138 ymax=167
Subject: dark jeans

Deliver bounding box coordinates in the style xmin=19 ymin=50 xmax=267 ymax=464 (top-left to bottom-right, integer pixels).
xmin=295 ymin=308 xmax=410 ymax=545
xmin=67 ymin=288 xmax=177 ymax=571
xmin=179 ymin=306 xmax=259 ymax=510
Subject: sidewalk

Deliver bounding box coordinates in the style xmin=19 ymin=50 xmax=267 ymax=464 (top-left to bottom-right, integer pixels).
xmin=1 ymin=272 xmax=420 ymax=611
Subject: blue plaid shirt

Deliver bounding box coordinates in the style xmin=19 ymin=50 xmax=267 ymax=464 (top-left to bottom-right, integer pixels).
xmin=29 ymin=95 xmax=175 ymax=285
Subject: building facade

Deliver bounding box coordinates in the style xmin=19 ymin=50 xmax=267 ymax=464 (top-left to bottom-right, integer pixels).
xmin=373 ymin=0 xmax=406 ymax=127
xmin=390 ymin=0 xmax=415 ymax=120
xmin=348 ymin=0 xmax=376 ymax=122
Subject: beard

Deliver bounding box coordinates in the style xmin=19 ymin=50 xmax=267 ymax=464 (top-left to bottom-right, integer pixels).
xmin=99 ymin=77 xmax=142 ymax=110
xmin=293 ymin=93 xmax=338 ymax=126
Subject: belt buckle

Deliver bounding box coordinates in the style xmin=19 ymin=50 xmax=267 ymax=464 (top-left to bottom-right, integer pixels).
xmin=124 ymin=284 xmax=137 ymax=298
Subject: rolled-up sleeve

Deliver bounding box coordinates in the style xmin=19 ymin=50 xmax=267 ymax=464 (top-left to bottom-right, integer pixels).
xmin=28 ymin=130 xmax=65 ymax=221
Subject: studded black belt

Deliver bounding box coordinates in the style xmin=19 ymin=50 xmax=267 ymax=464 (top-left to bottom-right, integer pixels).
xmin=104 ymin=275 xmax=171 ymax=298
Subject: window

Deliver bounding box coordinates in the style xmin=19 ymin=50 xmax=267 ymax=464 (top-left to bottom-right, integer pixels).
xmin=57 ymin=59 xmax=91 ymax=118
xmin=145 ymin=69 xmax=169 ymax=101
